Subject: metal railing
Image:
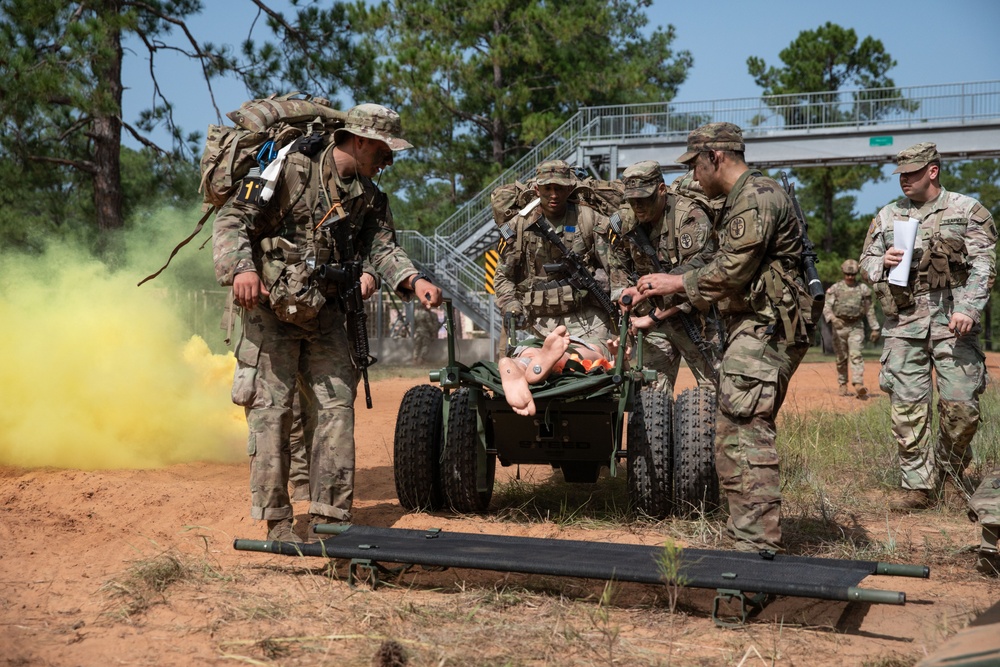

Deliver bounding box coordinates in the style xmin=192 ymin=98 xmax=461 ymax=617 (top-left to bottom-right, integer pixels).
xmin=580 ymin=80 xmax=1000 ymax=141
xmin=398 ymin=229 xmax=496 ymax=332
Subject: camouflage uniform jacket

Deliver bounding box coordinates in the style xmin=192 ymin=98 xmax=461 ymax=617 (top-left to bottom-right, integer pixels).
xmin=494 ymin=203 xmax=612 ymax=318
xmin=859 ymin=188 xmax=997 ymax=340
xmin=823 ymin=280 xmax=878 ymax=329
xmin=212 ymin=142 xmax=420 ymax=306
xmin=607 ymin=193 xmax=716 ymax=312
xmin=681 ymin=170 xmax=805 ymax=339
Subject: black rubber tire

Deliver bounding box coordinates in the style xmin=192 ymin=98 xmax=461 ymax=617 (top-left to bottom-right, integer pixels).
xmin=393 ymin=384 xmax=444 ymax=511
xmin=672 ymin=386 xmax=720 ymax=517
xmin=440 ymin=388 xmax=495 ymax=513
xmin=627 ymin=388 xmax=673 ymax=519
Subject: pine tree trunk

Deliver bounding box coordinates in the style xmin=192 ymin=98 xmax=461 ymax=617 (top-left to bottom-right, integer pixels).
xmin=92 ymin=4 xmax=124 ymax=233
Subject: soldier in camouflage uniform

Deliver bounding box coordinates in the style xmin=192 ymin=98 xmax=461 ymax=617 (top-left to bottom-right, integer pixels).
xmin=411 ymin=301 xmax=441 ymax=364
xmin=859 ymin=142 xmax=996 ymax=512
xmin=823 ymin=259 xmax=880 ymax=398
xmin=494 ymin=160 xmax=614 ymax=349
xmin=608 ymin=160 xmax=721 ymax=391
xmin=636 ymin=123 xmax=813 ymax=552
xmin=970 ymin=468 xmax=1000 ymax=576
xmin=212 ymin=103 xmax=443 ymax=543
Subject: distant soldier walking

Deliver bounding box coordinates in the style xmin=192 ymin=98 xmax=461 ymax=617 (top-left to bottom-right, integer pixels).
xmin=859 ymin=142 xmax=996 ymax=511
xmin=411 ymin=301 xmax=441 ymax=364
xmin=823 ymin=259 xmax=880 ymax=397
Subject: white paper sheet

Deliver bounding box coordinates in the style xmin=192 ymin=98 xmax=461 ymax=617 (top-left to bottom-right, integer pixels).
xmin=888 ymin=217 xmax=920 ymax=286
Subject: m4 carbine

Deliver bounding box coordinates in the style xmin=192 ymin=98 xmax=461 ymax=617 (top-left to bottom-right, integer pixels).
xmin=318 ymin=259 xmax=376 ymax=409
xmin=780 ymin=172 xmax=825 ymax=303
xmin=529 ymin=218 xmax=620 ymax=330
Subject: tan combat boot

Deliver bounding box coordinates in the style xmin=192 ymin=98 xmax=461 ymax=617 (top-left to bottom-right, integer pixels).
xmin=838 ymin=383 xmax=852 ymax=396
xmin=854 ymin=384 xmax=868 ymax=399
xmin=266 ymin=518 xmax=304 ymax=543
xmin=889 ymin=488 xmax=936 ymax=512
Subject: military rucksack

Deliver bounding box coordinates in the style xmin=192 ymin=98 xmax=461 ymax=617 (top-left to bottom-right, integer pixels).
xmin=138 ymin=93 xmax=347 ymax=287
xmin=570 ymin=176 xmax=624 ymax=218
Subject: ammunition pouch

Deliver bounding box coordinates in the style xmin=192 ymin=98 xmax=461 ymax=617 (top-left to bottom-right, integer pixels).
xmin=872 ymin=281 xmax=917 ymax=317
xmin=521 ymin=280 xmax=579 ymax=316
xmin=752 ymin=260 xmax=817 ymax=341
xmin=259 ymin=237 xmax=326 ymax=326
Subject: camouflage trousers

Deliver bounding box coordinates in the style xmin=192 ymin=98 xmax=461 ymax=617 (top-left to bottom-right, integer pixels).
xmin=533 ymin=306 xmax=614 ymax=354
xmin=970 ymin=466 xmax=1000 ymax=554
xmin=879 ymin=334 xmax=987 ymax=490
xmin=715 ymin=330 xmax=809 ymax=550
xmin=642 ymin=314 xmax=720 ymax=393
xmin=831 ymin=320 xmax=866 ymax=386
xmin=412 ymin=333 xmax=432 ymax=364
xmin=288 ymin=383 xmax=312 ymax=500
xmin=233 ymin=304 xmax=359 ymax=522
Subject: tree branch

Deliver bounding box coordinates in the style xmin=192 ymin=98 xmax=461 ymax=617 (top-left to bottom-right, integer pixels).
xmin=27 ymin=154 xmax=95 ymax=174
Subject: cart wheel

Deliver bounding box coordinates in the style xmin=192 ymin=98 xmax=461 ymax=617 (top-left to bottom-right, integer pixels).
xmin=440 ymin=388 xmax=495 ymax=513
xmin=393 ymin=385 xmax=444 ymax=511
xmin=627 ymin=388 xmax=673 ymax=519
xmin=672 ymin=387 xmax=719 ymax=517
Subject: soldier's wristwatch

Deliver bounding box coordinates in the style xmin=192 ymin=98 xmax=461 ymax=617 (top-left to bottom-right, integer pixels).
xmin=409 ymin=272 xmax=432 ymax=292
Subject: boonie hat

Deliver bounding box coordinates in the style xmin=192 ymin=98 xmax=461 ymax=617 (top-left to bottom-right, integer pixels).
xmin=335 ymin=103 xmax=413 ymax=151
xmin=622 ymin=161 xmax=664 ymax=199
xmin=677 ymin=122 xmax=745 ymax=164
xmin=535 ymin=160 xmax=575 ymax=186
xmin=892 ymin=142 xmax=941 ymax=174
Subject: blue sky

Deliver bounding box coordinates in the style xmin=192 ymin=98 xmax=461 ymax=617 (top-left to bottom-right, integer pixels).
xmin=122 ymin=0 xmax=1000 ymax=214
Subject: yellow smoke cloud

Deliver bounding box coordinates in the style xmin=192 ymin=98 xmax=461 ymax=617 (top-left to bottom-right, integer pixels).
xmin=0 ymin=233 xmax=245 ymax=469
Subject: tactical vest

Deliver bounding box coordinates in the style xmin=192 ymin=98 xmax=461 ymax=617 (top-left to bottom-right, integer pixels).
xmin=514 ymin=205 xmax=600 ymax=317
xmin=832 ymin=284 xmax=865 ymax=320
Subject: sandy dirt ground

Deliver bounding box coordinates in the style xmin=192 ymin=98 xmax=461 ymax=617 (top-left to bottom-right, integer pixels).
xmin=2 ymin=357 xmax=999 ymax=666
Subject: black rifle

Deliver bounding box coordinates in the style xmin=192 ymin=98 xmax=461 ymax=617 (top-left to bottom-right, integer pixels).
xmin=610 ymin=214 xmax=719 ymax=384
xmin=503 ymin=311 xmax=519 ymax=357
xmin=780 ymin=172 xmax=825 ymax=303
xmin=319 ymin=239 xmax=376 ymax=410
xmin=529 ymin=218 xmax=619 ymax=329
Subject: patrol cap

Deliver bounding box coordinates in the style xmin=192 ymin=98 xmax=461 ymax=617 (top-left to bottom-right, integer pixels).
xmin=535 ymin=160 xmax=575 ymax=186
xmin=892 ymin=142 xmax=941 ymax=174
xmin=622 ymin=160 xmax=665 ymax=199
xmin=676 ymin=122 xmax=745 ymax=164
xmin=335 ymin=103 xmax=413 ymax=151
xmin=841 ymin=259 xmax=859 ymax=275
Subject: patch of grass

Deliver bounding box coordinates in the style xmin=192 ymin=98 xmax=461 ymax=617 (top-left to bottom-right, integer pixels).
xmin=491 ymin=470 xmax=633 ymax=527
xmin=101 ymin=551 xmax=193 ymax=621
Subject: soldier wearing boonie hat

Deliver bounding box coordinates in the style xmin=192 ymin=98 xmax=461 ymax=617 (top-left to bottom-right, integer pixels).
xmin=535 ymin=159 xmax=575 ymax=186
xmin=891 ymin=142 xmax=940 ymax=174
xmin=212 ymin=97 xmax=440 ymax=545
xmin=861 ymin=140 xmax=997 ymax=517
xmin=627 ymin=121 xmax=812 ymax=552
xmin=608 ymin=159 xmax=721 ymax=393
xmin=334 ymin=103 xmax=413 ymax=151
xmin=676 ymin=122 xmax=745 ymax=164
